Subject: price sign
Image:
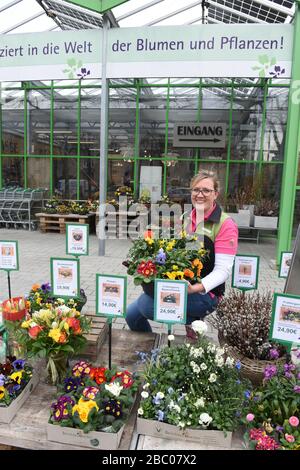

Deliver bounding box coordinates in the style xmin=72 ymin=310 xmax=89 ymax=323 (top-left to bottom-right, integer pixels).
xmin=154 ymin=280 xmax=187 ymax=325
xmin=50 ymin=257 xmax=80 ymax=299
xmin=96 ymin=274 xmax=127 ymax=317
xmin=270 ymin=293 xmax=300 ymax=346
xmin=279 ymin=251 xmax=292 ymax=278
xmin=66 ymin=223 xmax=89 ymax=256
xmin=232 ymin=254 xmax=259 ymax=290
xmin=0 ymin=240 xmax=19 ymax=271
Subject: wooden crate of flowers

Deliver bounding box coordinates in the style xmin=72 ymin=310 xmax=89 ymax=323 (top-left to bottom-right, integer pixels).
xmin=47 ymin=361 xmax=138 ymax=449
xmin=0 ymin=357 xmax=39 ymax=424
xmin=136 ymin=321 xmax=251 ymax=448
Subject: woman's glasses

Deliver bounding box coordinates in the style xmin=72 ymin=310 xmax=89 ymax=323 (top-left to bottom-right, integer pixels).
xmin=191 ymin=188 xmax=215 ymax=196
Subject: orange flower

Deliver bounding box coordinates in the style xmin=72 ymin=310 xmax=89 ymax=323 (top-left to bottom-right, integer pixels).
xmin=143 ymin=229 xmax=154 ymax=239
xmin=183 ymin=269 xmax=194 ymax=279
xmin=58 ymin=332 xmax=67 ymax=343
xmin=31 ymin=283 xmax=40 ymax=292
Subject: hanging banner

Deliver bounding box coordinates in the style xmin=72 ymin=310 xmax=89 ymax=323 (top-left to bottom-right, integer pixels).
xmin=0 ymin=24 xmax=292 ymax=81
xmin=0 ymin=30 xmax=101 ymax=81
xmin=107 ymin=24 xmax=292 ymax=78
xmin=0 ymin=240 xmax=19 ymax=271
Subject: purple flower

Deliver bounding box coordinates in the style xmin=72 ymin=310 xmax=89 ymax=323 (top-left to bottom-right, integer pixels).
xmin=155 ymin=248 xmax=166 ymax=265
xmin=285 ymin=372 xmax=293 ymax=379
xmin=264 ymin=364 xmax=277 ymax=380
xmin=276 ymin=425 xmax=284 ymax=432
xmin=157 ymin=410 xmax=164 ymax=421
xmin=269 ymin=348 xmax=279 ymax=360
xmin=104 ymin=399 xmax=123 ymax=418
xmin=284 ymin=363 xmax=295 ymax=373
xmin=63 ymin=377 xmax=84 ymax=393
xmin=244 ymin=390 xmax=251 ymax=399
xmin=41 ymin=283 xmax=51 ymax=292
xmin=0 ymin=374 xmax=6 ymax=386
xmin=51 ymin=402 xmax=65 ymax=421
xmin=293 ymin=385 xmax=300 ymax=394
xmin=235 ymin=361 xmax=241 ymax=370
xmin=12 ymin=359 xmax=25 ymax=371
xmin=58 ymin=395 xmax=75 ymax=406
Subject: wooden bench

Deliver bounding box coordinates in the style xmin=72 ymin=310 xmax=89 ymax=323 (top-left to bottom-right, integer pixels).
xmin=36 ymin=212 xmax=96 ymax=234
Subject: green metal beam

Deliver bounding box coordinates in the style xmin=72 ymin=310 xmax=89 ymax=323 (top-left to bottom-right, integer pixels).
xmin=64 ymin=0 xmax=129 ymax=14
xmin=276 ymin=1 xmax=300 ymax=263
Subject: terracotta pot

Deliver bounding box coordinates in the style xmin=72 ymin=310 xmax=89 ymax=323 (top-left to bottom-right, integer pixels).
xmin=2 ymin=297 xmax=26 ymax=322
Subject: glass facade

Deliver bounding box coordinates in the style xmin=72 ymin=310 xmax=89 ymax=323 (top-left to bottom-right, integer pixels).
xmin=0 ymin=78 xmax=290 ymax=214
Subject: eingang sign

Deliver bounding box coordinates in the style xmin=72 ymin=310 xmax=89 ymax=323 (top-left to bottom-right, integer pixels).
xmin=173 ymin=123 xmax=226 ymax=148
xmin=0 ymin=24 xmax=293 ymax=81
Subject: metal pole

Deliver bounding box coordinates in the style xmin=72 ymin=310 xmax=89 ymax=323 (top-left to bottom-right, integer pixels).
xmin=276 ymin=1 xmax=300 ymax=263
xmin=108 ymin=320 xmax=112 ymax=369
xmin=7 ymin=271 xmax=12 ymax=298
xmin=98 ymin=15 xmax=110 ymax=256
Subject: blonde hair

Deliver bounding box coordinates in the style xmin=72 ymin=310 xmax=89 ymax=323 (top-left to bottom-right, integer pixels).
xmin=190 ymin=169 xmax=220 ymax=192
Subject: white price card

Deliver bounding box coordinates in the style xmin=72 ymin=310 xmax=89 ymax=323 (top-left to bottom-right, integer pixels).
xmin=232 ymin=254 xmax=259 ymax=290
xmin=154 ymin=280 xmax=187 ymax=324
xmin=279 ymin=251 xmax=292 ymax=278
xmin=51 ymin=257 xmax=80 ymax=299
xmin=66 ymin=223 xmax=89 ymax=256
xmin=270 ymin=293 xmax=300 ymax=346
xmin=0 ymin=240 xmax=19 ymax=271
xmin=96 ymin=274 xmax=127 ymax=317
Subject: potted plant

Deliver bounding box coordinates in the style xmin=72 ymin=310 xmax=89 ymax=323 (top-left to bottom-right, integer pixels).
xmin=26 ymin=283 xmax=87 ymax=313
xmin=47 ymin=361 xmax=138 ymax=449
xmin=227 ymin=186 xmax=256 ymax=227
xmin=123 ymin=230 xmax=208 ymax=297
xmin=244 ymin=363 xmax=300 ymax=450
xmin=136 ymin=321 xmax=251 ymax=447
xmin=253 ymin=199 xmax=279 ymax=229
xmin=209 ymin=289 xmax=286 ymax=385
xmin=0 ymin=357 xmax=39 ymax=423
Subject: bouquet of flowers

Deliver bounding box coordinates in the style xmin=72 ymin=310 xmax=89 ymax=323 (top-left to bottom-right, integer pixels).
xmin=137 ymin=321 xmax=251 ymax=432
xmin=123 ymin=230 xmax=208 ymax=287
xmin=244 ymin=362 xmax=300 ymax=450
xmin=0 ymin=357 xmax=33 ymax=407
xmin=16 ymin=305 xmax=91 ymax=385
xmin=49 ymin=361 xmax=138 ymax=433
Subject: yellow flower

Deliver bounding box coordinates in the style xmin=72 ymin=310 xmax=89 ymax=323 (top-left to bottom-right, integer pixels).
xmin=64 ymin=322 xmax=69 ymax=332
xmin=172 ymin=265 xmax=178 ymax=270
xmin=0 ymin=386 xmax=5 ymax=399
xmin=159 ymin=239 xmax=165 ymax=247
xmin=180 ymin=230 xmax=187 ymax=238
xmin=198 ymin=248 xmax=207 ymax=257
xmin=145 ymin=237 xmax=154 ymax=245
xmin=31 ymin=284 xmax=40 ymax=292
xmin=165 ymin=272 xmax=177 ymax=280
xmin=48 ymin=328 xmax=61 ymax=343
xmin=36 ymin=298 xmax=42 ymax=305
xmin=176 ymin=271 xmax=185 ymax=280
xmin=21 ymin=320 xmax=31 ymax=329
xmin=72 ymin=399 xmax=99 ymax=423
xmin=10 ymin=371 xmax=23 ymax=384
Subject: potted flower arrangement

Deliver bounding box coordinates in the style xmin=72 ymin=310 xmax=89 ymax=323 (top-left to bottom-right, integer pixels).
xmin=123 ymin=230 xmax=208 ymax=297
xmin=47 ymin=360 xmax=138 ymax=449
xmin=136 ymin=321 xmax=251 ymax=448
xmin=16 ymin=305 xmax=91 ymax=385
xmin=0 ymin=356 xmax=39 ymax=423
xmin=209 ymin=289 xmax=286 ymax=384
xmin=26 ymin=282 xmax=87 ymax=313
xmin=253 ymin=198 xmax=279 ymax=229
xmin=244 ymin=362 xmax=300 ymax=450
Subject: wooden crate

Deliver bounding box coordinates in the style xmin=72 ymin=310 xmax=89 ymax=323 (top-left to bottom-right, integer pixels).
xmin=81 ymin=313 xmax=109 ymax=362
xmin=36 ymin=213 xmax=95 ymax=234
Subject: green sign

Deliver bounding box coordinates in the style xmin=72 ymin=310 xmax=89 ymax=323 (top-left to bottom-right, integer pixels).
xmin=0 ymin=240 xmax=19 ymax=272
xmin=96 ymin=274 xmax=127 ymax=317
xmin=154 ymin=279 xmax=187 ymax=325
xmin=50 ymin=257 xmax=80 ymax=299
xmin=269 ymin=292 xmax=300 ymax=347
xmin=232 ymin=254 xmax=260 ymax=291
xmin=66 ymin=223 xmax=89 ymax=256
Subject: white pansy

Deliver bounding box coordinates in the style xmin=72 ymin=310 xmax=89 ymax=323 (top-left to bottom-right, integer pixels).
xmin=186 ymin=343 xmax=191 ymax=348
xmin=208 ymin=373 xmax=217 ymax=383
xmin=187 ymin=421 xmax=191 ymax=426
xmin=199 ymin=412 xmax=213 ymax=427
xmin=215 ymin=356 xmax=224 ymax=367
xmin=216 ymin=347 xmax=225 ymax=356
xmin=104 ymin=382 xmax=123 ymax=397
xmin=143 ymin=383 xmax=150 ymax=389
xmin=168 ymin=334 xmax=175 ymax=341
xmin=189 ymin=347 xmax=204 ymax=358
xmin=172 ymin=404 xmax=181 ymax=413
xmin=207 ymin=344 xmax=216 ymax=353
xmin=156 ymin=392 xmax=165 ymax=399
xmin=138 ymin=408 xmax=144 ymax=415
xmin=178 ymin=421 xmax=186 ymax=428
xmin=200 ymin=363 xmax=207 ymax=370
xmin=190 ymin=361 xmax=200 ymax=374
xmin=141 ymin=391 xmax=149 ymax=399
xmin=225 ymin=357 xmax=234 ymax=367
xmin=195 ymin=397 xmax=205 ymax=408
xmin=191 ymin=320 xmax=208 ymax=336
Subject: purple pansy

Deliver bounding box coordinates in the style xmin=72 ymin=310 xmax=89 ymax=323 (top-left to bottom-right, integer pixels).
xmin=264 ymin=364 xmax=277 ymax=380
xmin=12 ymin=359 xmax=25 ymax=371
xmin=155 ymin=248 xmax=166 ymax=265
xmin=157 ymin=410 xmax=164 ymax=421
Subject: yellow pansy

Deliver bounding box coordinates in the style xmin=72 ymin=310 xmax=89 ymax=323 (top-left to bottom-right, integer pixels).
xmin=48 ymin=328 xmax=61 ymax=342
xmin=172 ymin=265 xmax=178 ymax=270
xmin=0 ymin=386 xmax=5 ymax=399
xmin=145 ymin=237 xmax=154 ymax=245
xmin=175 ymin=271 xmax=185 ymax=280
xmin=165 ymin=272 xmax=176 ymax=280
xmin=159 ymin=239 xmax=165 ymax=247
xmin=10 ymin=371 xmax=23 ymax=384
xmin=21 ymin=320 xmax=31 ymax=329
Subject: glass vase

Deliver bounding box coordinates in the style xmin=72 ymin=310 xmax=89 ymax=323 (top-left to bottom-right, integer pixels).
xmin=46 ymin=352 xmax=69 ymax=386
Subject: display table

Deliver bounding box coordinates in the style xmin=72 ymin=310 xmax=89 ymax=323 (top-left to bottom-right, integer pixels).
xmin=0 ymin=330 xmax=158 ymax=450
xmin=36 ymin=212 xmax=96 ymax=234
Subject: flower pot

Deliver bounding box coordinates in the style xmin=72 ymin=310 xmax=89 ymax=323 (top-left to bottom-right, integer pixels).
xmin=141 ymin=281 xmax=154 ymax=298
xmin=0 ymin=372 xmax=39 ymax=424
xmin=218 ymin=334 xmax=286 ymax=385
xmin=2 ymin=297 xmax=26 ymax=322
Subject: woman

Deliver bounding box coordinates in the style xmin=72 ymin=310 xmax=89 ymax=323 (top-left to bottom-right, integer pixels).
xmin=125 ymin=169 xmax=238 ymax=334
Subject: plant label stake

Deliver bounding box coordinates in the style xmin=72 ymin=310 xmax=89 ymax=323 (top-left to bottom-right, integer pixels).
xmin=154 ymin=279 xmax=187 ymax=346
xmin=96 ymin=274 xmax=127 ymax=366
xmin=232 ymin=254 xmax=260 ymax=292
xmin=0 ymin=240 xmax=19 ymax=299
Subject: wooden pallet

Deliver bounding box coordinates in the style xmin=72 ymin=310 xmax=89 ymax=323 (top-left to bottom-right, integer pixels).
xmin=81 ymin=313 xmax=109 ymax=362
xmin=36 ymin=213 xmax=95 ymax=234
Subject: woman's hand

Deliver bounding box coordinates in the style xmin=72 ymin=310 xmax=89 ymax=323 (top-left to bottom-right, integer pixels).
xmin=187 ymin=281 xmax=205 ymax=294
